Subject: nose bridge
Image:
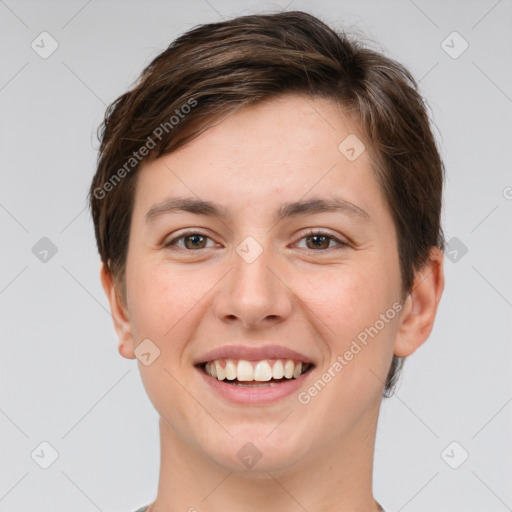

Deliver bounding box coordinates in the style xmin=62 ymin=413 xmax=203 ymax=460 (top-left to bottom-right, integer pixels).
xmin=214 ymin=236 xmax=292 ymax=327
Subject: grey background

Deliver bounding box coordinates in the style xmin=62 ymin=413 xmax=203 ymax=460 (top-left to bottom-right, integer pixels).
xmin=1 ymin=0 xmax=511 ymax=511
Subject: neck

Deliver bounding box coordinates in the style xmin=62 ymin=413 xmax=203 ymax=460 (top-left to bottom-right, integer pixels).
xmin=147 ymin=402 xmax=383 ymax=512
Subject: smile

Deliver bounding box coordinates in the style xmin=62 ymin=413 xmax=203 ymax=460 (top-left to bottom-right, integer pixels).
xmin=203 ymin=358 xmax=312 ymax=384
xmin=197 ymin=358 xmax=315 ymax=403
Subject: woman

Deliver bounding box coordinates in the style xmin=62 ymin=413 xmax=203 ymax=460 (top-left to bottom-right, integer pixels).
xmin=89 ymin=10 xmax=444 ymax=512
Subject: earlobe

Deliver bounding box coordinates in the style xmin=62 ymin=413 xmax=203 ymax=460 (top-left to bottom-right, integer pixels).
xmin=393 ymin=247 xmax=445 ymax=358
xmin=100 ymin=262 xmax=136 ymax=360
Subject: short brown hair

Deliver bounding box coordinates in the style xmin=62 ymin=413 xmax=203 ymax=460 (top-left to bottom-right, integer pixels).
xmin=89 ymin=10 xmax=444 ymax=397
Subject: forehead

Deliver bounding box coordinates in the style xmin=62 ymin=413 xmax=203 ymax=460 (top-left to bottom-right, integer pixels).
xmin=133 ymin=94 xmax=386 ymax=220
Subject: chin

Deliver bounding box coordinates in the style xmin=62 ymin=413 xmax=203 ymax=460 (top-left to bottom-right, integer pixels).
xmin=204 ymin=426 xmax=308 ymax=474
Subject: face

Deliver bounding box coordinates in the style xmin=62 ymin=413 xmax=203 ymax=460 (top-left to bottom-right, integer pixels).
xmin=115 ymin=94 xmax=406 ymax=472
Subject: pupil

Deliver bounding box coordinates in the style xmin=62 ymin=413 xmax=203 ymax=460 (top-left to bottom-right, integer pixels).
xmin=308 ymin=235 xmax=328 ymax=249
xmin=186 ymin=234 xmax=205 ymax=249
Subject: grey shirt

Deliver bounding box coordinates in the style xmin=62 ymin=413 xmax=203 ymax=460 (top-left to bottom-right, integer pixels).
xmin=133 ymin=506 xmax=387 ymax=511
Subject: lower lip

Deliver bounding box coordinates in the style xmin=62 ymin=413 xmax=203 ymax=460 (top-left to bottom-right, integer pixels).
xmin=196 ymin=366 xmax=314 ymax=405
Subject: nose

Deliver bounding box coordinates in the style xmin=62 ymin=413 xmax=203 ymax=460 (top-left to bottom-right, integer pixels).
xmin=212 ymin=241 xmax=293 ymax=329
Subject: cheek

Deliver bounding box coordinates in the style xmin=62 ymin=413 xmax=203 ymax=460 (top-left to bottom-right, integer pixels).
xmin=289 ymin=258 xmax=398 ymax=342
xmin=294 ymin=265 xmax=399 ymax=415
xmin=125 ymin=261 xmax=206 ymax=427
xmin=127 ymin=259 xmax=213 ymax=338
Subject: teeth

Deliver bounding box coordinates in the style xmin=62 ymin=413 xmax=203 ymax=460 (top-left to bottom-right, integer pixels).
xmin=254 ymin=361 xmax=272 ymax=381
xmin=284 ymin=360 xmax=295 ymax=379
xmin=204 ymin=358 xmax=310 ymax=382
xmin=272 ymin=360 xmax=284 ymax=379
xmin=214 ymin=360 xmax=225 ymax=380
xmin=224 ymin=360 xmax=237 ymax=380
xmin=237 ymin=360 xmax=254 ymax=381
xmin=228 ymin=381 xmax=281 ymax=387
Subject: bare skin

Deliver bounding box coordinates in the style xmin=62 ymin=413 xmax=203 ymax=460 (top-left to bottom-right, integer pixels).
xmin=101 ymin=94 xmax=444 ymax=512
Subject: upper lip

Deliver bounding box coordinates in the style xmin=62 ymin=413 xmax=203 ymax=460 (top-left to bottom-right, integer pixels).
xmin=195 ymin=344 xmax=315 ymax=365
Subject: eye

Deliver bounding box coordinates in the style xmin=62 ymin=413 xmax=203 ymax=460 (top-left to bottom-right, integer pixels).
xmin=164 ymin=230 xmax=216 ymax=250
xmin=295 ymin=230 xmax=348 ymax=251
xmin=163 ymin=229 xmax=348 ymax=252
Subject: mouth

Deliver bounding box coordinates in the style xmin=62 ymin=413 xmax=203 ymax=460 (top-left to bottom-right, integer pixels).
xmin=197 ymin=358 xmax=315 ymax=387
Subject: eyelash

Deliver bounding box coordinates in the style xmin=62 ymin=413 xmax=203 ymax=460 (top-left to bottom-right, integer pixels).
xmin=163 ymin=229 xmax=349 ymax=252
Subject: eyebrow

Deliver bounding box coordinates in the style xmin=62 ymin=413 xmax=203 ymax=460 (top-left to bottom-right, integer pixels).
xmin=145 ymin=196 xmax=371 ymax=224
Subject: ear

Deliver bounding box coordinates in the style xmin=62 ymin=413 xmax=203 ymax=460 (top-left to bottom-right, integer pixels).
xmin=100 ymin=262 xmax=136 ymax=359
xmin=394 ymin=247 xmax=445 ymax=357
